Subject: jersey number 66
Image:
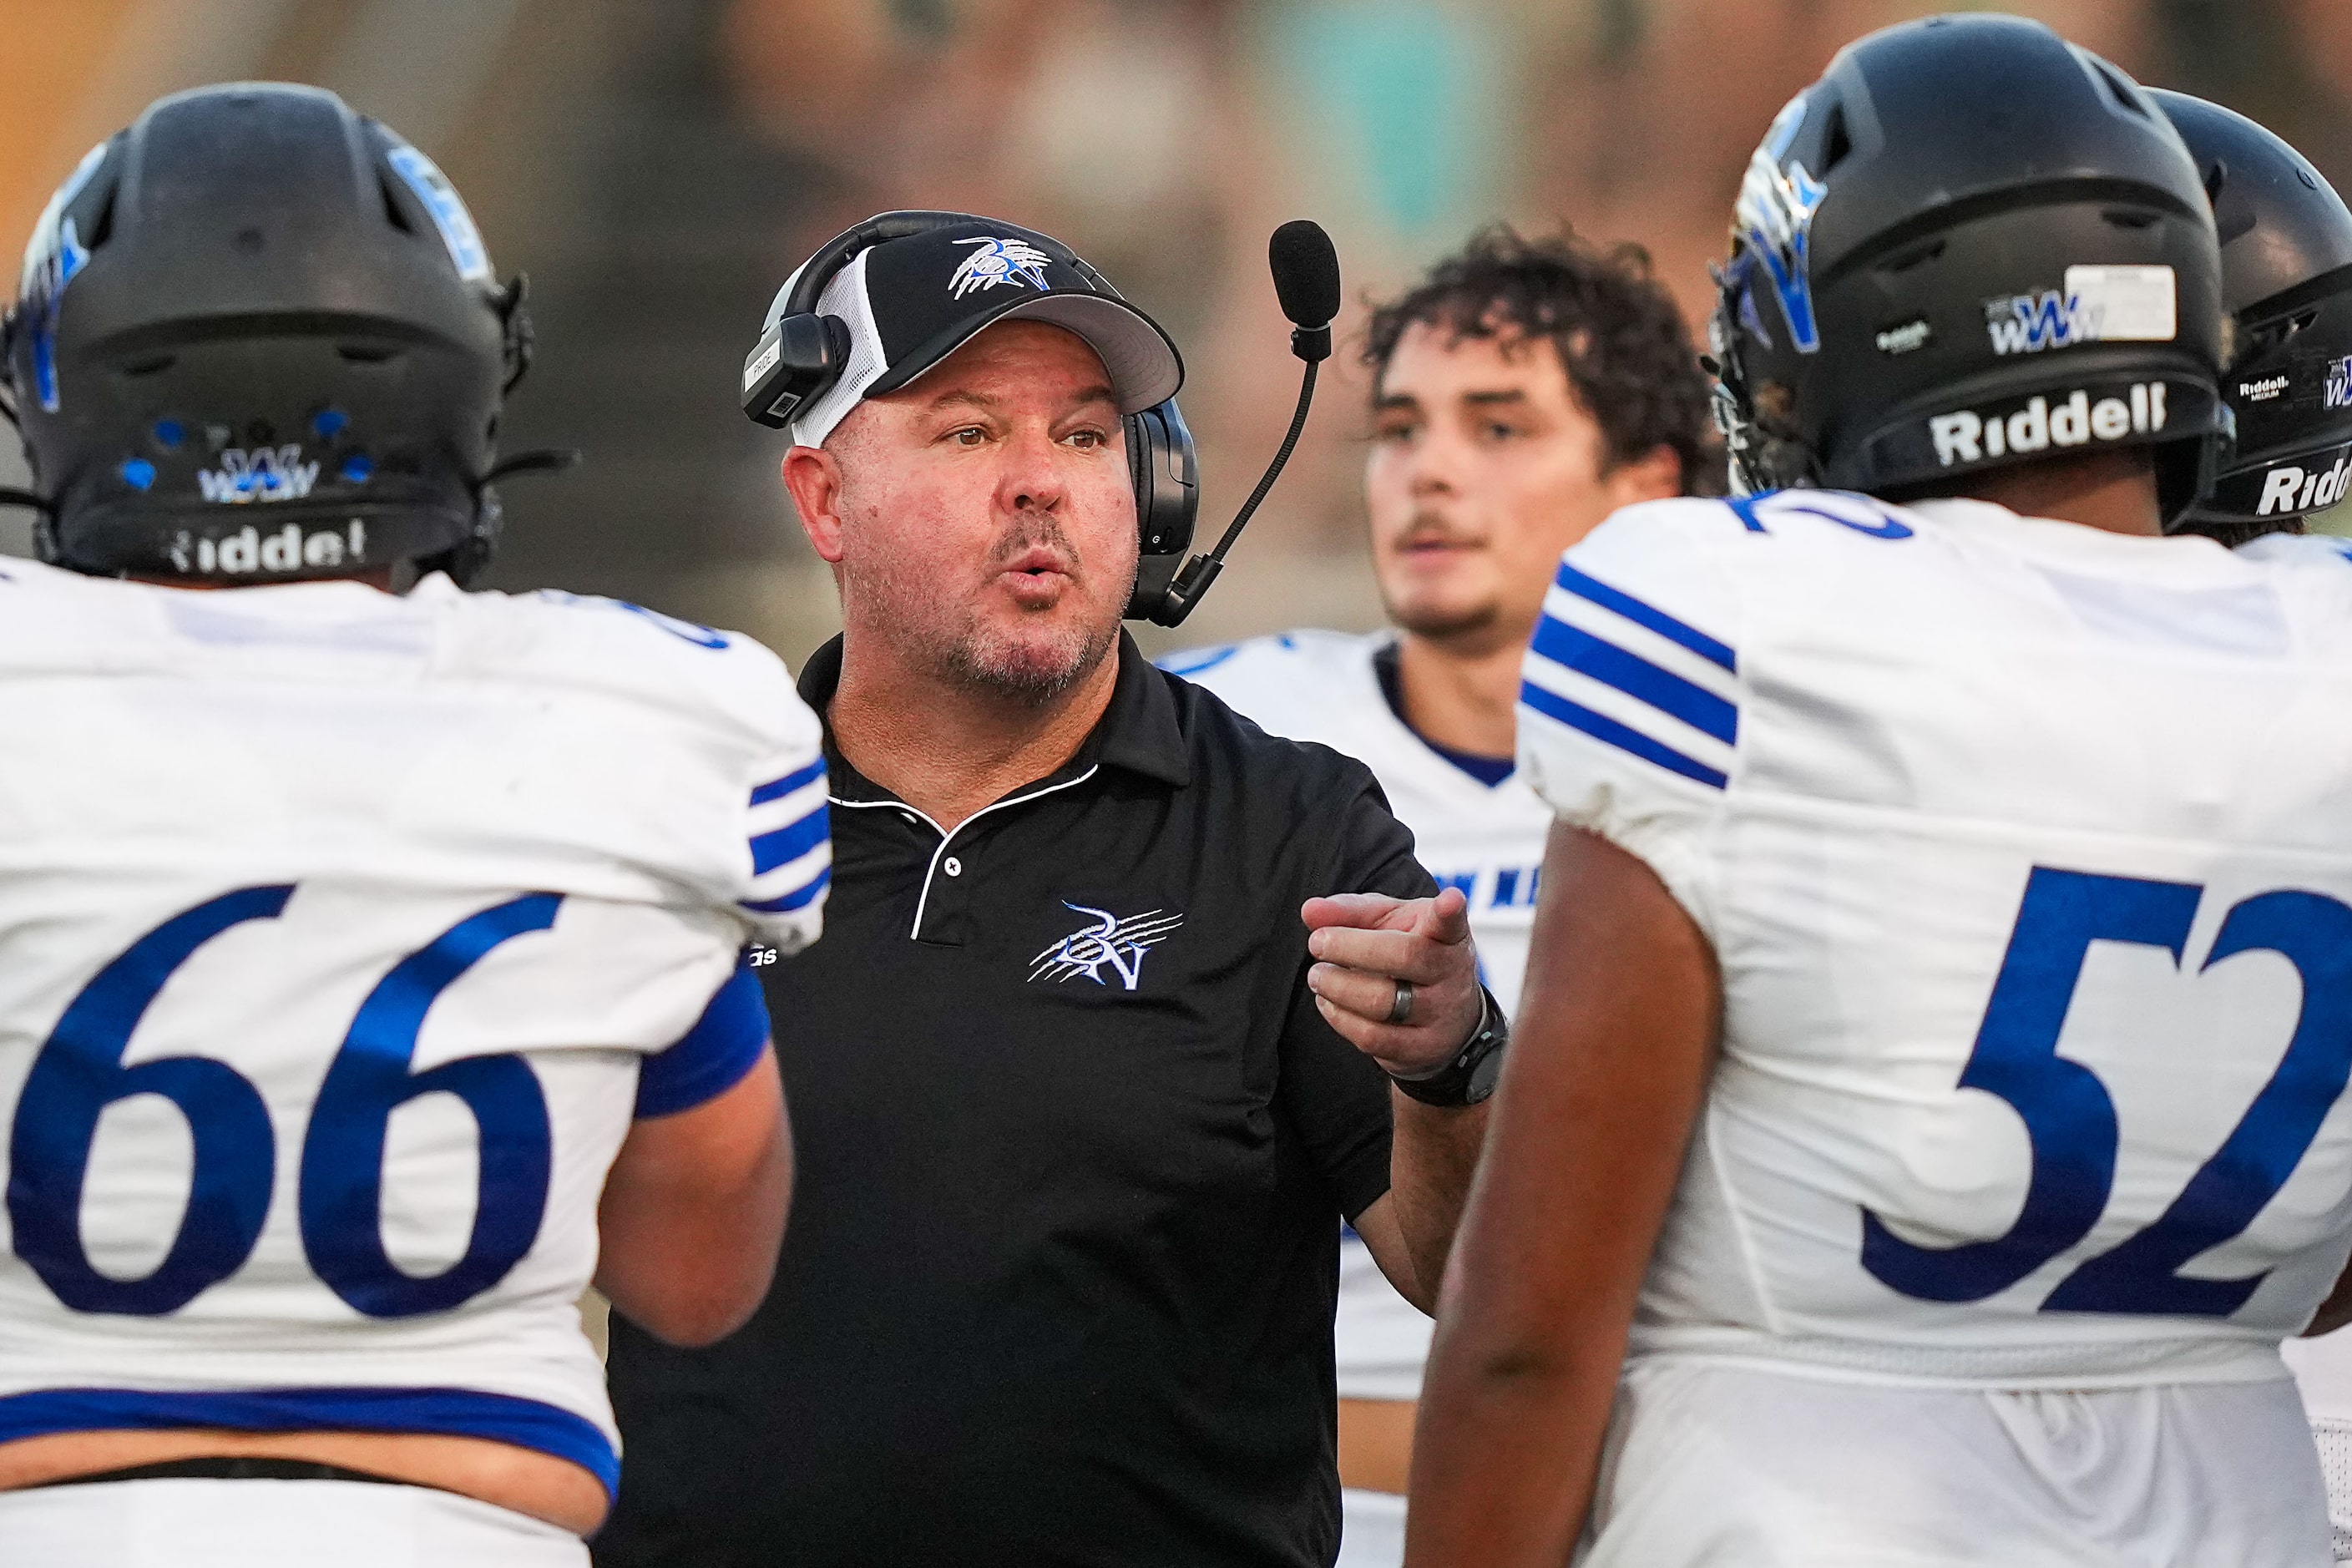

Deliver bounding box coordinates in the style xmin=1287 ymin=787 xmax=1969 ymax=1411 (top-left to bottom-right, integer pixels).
xmin=8 ymin=885 xmax=559 ymax=1319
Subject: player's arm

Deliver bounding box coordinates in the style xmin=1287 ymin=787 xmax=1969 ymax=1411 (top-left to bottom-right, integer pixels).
xmin=1403 ymin=822 xmax=1720 ymax=1568
xmin=596 ymin=1046 xmax=791 ymax=1347
xmin=2307 ymin=1260 xmax=2352 ymax=1338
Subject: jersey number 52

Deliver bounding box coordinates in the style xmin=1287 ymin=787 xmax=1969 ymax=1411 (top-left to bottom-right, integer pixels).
xmin=1864 ymin=866 xmax=2352 ymax=1317
xmin=8 ymin=885 xmax=559 ymax=1318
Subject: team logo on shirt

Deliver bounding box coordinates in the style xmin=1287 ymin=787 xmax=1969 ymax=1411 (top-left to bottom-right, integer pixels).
xmin=948 ymin=236 xmax=1054 ymax=300
xmin=1029 ymin=902 xmax=1183 ymax=992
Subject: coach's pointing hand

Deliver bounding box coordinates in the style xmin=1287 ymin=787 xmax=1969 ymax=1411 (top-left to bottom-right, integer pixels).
xmin=1303 ymin=887 xmax=1484 ymax=1076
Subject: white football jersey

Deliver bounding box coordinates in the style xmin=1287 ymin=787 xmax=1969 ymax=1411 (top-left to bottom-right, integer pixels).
xmin=0 ymin=560 xmax=829 ymax=1500
xmin=1520 ymin=489 xmax=2352 ymax=1386
xmin=1166 ymin=630 xmax=1550 ymax=1019
xmin=1170 ymin=630 xmax=1551 ymax=1410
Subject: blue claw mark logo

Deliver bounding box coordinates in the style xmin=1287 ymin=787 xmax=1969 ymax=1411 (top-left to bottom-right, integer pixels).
xmin=948 ymin=236 xmax=1055 ymax=301
xmin=20 ymin=140 xmax=109 ymax=413
xmin=1029 ymin=903 xmax=1184 ymax=992
xmin=1733 ymin=94 xmax=1828 ymax=355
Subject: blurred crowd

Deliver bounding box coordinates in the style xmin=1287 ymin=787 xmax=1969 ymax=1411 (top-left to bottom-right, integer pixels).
xmin=1 ymin=0 xmax=2349 ymax=655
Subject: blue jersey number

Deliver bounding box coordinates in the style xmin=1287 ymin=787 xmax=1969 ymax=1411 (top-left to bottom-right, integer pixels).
xmin=1864 ymin=867 xmax=2352 ymax=1315
xmin=8 ymin=887 xmax=559 ymax=1318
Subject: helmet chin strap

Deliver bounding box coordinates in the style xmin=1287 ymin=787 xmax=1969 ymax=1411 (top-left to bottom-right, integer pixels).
xmin=414 ymin=446 xmax=582 ymax=587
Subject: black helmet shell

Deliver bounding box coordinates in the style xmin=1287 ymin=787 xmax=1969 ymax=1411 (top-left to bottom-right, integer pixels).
xmin=1712 ymin=13 xmax=2230 ymax=526
xmin=2151 ymin=89 xmax=2352 ymax=529
xmin=4 ymin=82 xmax=527 ymax=580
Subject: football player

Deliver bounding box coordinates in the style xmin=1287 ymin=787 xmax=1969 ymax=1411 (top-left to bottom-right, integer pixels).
xmin=1164 ymin=227 xmax=1711 ymax=1566
xmin=0 ymin=86 xmax=827 ymax=1566
xmin=1409 ymin=16 xmax=2352 ymax=1566
xmin=2152 ymin=89 xmax=2352 ymax=1562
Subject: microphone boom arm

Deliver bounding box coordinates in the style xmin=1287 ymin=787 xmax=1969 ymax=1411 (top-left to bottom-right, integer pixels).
xmin=1147 ymin=216 xmax=1339 ymax=630
xmin=1149 ymin=357 xmax=1319 ymax=628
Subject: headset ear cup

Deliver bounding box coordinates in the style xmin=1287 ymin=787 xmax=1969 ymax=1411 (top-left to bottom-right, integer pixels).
xmin=742 ymin=313 xmax=853 ymax=430
xmin=1122 ymin=399 xmax=1200 ymax=621
xmin=1125 ymin=411 xmax=1150 ymax=528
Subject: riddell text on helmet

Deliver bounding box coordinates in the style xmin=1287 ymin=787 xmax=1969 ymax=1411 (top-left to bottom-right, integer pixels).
xmin=1929 ymin=383 xmax=2167 ymax=466
xmin=166 ymin=519 xmax=368 ymax=575
xmin=2258 ymin=455 xmax=2352 ymax=516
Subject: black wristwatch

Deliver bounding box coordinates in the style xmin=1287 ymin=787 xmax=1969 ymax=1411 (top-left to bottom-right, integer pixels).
xmin=1387 ymin=985 xmax=1508 ymax=1108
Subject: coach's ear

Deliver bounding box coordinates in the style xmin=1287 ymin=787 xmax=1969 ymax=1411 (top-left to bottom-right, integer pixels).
xmin=780 ymin=445 xmax=847 ymax=564
xmin=1603 ymin=442 xmax=1684 ymax=509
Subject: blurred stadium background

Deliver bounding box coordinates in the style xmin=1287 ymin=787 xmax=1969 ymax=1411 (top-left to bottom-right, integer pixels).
xmin=0 ymin=0 xmax=2344 ymax=665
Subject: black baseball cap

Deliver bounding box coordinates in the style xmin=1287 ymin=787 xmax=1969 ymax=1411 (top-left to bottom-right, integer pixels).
xmin=760 ymin=216 xmax=1184 ymax=447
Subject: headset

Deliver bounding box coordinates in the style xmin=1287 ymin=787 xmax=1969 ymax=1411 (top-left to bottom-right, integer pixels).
xmin=741 ymin=211 xmax=1200 ymax=623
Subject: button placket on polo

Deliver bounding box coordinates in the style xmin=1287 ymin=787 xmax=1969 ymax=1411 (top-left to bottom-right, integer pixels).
xmin=905 ymin=765 xmax=1103 ymax=947
xmin=915 ymin=822 xmax=982 ymax=943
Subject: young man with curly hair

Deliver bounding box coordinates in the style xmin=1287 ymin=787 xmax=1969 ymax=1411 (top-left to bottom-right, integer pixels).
xmin=1165 ymin=225 xmax=1716 ymax=1567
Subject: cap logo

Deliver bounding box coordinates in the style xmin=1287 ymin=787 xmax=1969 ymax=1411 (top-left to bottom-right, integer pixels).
xmin=948 ymin=235 xmax=1054 ymax=301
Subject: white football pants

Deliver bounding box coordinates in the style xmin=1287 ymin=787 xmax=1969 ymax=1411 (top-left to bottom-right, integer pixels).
xmin=0 ymin=1476 xmax=589 ymax=1565
xmin=1582 ymin=1357 xmax=2330 ymax=1566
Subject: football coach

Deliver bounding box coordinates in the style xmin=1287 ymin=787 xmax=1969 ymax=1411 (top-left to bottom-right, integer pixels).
xmin=595 ymin=213 xmax=1501 ymax=1568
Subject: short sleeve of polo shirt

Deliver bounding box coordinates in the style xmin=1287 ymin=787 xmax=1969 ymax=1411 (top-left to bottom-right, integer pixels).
xmin=1277 ymin=776 xmax=1439 ymax=1224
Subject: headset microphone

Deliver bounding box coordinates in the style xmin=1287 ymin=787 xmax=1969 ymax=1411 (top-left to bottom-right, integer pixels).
xmin=1143 ymin=219 xmax=1338 ymax=628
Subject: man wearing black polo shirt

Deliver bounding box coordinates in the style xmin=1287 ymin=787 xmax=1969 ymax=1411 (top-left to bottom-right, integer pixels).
xmin=595 ymin=216 xmax=1500 ymax=1568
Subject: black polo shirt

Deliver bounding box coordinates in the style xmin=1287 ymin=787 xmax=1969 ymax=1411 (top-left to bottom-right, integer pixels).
xmin=598 ymin=631 xmax=1437 ymax=1568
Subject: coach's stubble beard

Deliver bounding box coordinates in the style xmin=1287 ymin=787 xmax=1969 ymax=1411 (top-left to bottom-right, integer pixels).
xmin=888 ymin=515 xmax=1131 ymax=708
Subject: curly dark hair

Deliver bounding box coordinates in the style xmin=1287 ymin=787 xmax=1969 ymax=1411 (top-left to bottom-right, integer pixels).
xmin=1363 ymin=225 xmax=1721 ymax=495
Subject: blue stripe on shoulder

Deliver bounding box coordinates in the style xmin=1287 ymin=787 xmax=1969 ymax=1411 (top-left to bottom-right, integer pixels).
xmin=1553 ymin=563 xmax=1736 ymax=672
xmin=751 ymin=757 xmax=826 ymax=806
xmin=1520 ymin=680 xmax=1727 ymax=789
xmin=1158 ymin=645 xmax=1240 ymax=678
xmin=751 ymin=805 xmax=828 ymax=875
xmin=742 ymin=867 xmax=831 ymax=914
xmin=1529 ymin=615 xmax=1736 ymax=744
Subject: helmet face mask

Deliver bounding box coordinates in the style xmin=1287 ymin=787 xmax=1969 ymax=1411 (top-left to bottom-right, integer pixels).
xmin=1707 ymin=14 xmax=2231 ymax=528
xmin=3 ymin=83 xmax=529 ymax=584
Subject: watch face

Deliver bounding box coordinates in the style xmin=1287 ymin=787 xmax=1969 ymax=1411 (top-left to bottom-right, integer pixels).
xmin=1467 ymin=1044 xmax=1505 ymax=1105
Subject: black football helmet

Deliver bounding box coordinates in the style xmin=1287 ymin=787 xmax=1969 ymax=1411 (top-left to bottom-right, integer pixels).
xmin=2 ymin=83 xmax=534 ymax=584
xmin=1710 ymin=13 xmax=2230 ymax=526
xmin=2150 ymin=90 xmax=2352 ymax=544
